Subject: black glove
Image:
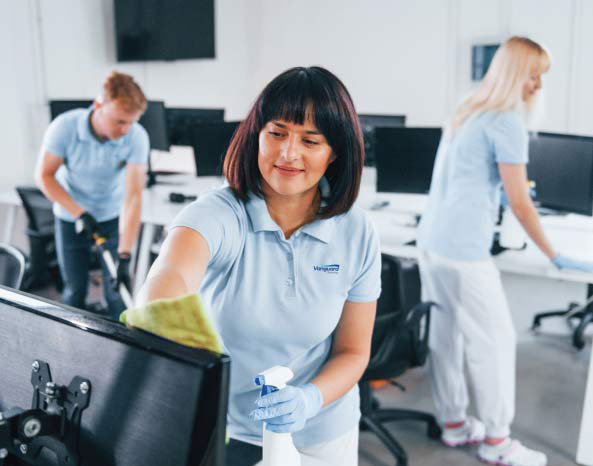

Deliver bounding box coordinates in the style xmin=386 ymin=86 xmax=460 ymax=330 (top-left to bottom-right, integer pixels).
xmin=75 ymin=212 xmax=99 ymax=238
xmin=115 ymin=252 xmax=132 ymax=291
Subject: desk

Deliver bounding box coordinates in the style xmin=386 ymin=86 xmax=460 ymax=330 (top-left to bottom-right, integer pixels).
xmin=134 ymin=175 xmax=225 ymax=295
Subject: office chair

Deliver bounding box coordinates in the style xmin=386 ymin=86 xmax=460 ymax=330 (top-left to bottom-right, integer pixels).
xmin=0 ymin=242 xmax=26 ymax=289
xmin=359 ymin=254 xmax=440 ymax=466
xmin=532 ymin=284 xmax=593 ymax=350
xmin=15 ymin=186 xmax=63 ymax=291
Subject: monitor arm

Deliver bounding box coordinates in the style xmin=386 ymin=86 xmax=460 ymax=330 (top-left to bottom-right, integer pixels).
xmin=0 ymin=361 xmax=91 ymax=466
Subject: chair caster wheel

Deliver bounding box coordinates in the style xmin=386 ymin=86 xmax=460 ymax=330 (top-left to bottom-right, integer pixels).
xmin=573 ymin=334 xmax=585 ymax=350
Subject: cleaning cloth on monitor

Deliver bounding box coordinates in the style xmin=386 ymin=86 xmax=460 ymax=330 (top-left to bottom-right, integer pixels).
xmin=120 ymin=293 xmax=222 ymax=353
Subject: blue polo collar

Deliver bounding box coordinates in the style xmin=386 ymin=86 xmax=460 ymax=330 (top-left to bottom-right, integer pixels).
xmin=76 ymin=106 xmax=124 ymax=146
xmin=245 ymin=178 xmax=337 ymax=243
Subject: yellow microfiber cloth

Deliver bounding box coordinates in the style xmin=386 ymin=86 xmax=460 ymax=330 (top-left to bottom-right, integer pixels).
xmin=120 ymin=293 xmax=223 ymax=353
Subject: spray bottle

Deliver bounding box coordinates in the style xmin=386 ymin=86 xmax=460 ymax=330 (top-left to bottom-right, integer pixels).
xmin=255 ymin=366 xmax=302 ymax=466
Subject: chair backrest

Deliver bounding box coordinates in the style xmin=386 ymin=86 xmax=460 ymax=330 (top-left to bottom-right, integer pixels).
xmin=0 ymin=243 xmax=26 ymax=289
xmin=377 ymin=253 xmax=421 ymax=317
xmin=362 ymin=254 xmax=432 ymax=381
xmin=15 ymin=186 xmax=55 ymax=235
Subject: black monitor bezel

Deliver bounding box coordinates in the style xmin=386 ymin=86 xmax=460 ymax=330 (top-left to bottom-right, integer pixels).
xmin=140 ymin=100 xmax=170 ymax=151
xmin=528 ymin=131 xmax=593 ymax=216
xmin=49 ymin=100 xmax=94 ymax=120
xmin=358 ymin=114 xmax=407 ymax=127
xmin=0 ymin=285 xmax=230 ymax=465
xmin=189 ymin=120 xmax=240 ymax=177
xmin=166 ymin=107 xmax=225 ymax=146
xmin=374 ymin=126 xmax=442 ymax=194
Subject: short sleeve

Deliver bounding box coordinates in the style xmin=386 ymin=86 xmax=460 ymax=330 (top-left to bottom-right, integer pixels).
xmin=126 ymin=124 xmax=149 ymax=165
xmin=42 ymin=115 xmax=73 ymax=159
xmin=489 ymin=111 xmax=528 ymax=164
xmin=169 ymin=188 xmax=244 ymax=268
xmin=347 ymin=216 xmax=382 ymax=303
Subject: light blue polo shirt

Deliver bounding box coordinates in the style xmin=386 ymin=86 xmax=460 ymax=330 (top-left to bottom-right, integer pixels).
xmin=42 ymin=107 xmax=149 ymax=222
xmin=417 ymin=110 xmax=528 ymax=261
xmin=170 ymin=186 xmax=381 ymax=448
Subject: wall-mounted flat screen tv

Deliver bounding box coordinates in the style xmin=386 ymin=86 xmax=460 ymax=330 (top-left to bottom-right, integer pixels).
xmin=115 ymin=0 xmax=215 ymax=62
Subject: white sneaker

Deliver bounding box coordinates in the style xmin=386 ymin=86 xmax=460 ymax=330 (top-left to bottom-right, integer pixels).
xmin=441 ymin=416 xmax=486 ymax=447
xmin=478 ymin=438 xmax=547 ymax=466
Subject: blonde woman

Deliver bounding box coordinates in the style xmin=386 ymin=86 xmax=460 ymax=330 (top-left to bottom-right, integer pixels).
xmin=417 ymin=37 xmax=592 ymax=466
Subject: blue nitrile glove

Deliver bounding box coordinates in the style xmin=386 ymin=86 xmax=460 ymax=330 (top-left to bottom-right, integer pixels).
xmin=551 ymin=255 xmax=593 ymax=273
xmin=250 ymin=383 xmax=323 ymax=433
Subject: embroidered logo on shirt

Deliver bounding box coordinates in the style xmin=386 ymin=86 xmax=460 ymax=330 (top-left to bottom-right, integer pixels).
xmin=313 ymin=264 xmax=340 ymax=274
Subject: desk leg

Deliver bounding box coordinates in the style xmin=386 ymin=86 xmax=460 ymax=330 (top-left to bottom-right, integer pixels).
xmin=3 ymin=205 xmax=17 ymax=244
xmin=133 ymin=223 xmax=156 ymax=297
xmin=577 ymin=346 xmax=593 ymax=465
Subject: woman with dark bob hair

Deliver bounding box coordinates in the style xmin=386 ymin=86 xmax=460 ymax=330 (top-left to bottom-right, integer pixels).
xmin=137 ymin=66 xmax=381 ymax=465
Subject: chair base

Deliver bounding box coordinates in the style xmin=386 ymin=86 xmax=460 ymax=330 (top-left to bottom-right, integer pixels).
xmin=360 ymin=409 xmax=441 ymax=466
xmin=359 ymin=383 xmax=441 ymax=466
xmin=531 ymin=284 xmax=593 ymax=350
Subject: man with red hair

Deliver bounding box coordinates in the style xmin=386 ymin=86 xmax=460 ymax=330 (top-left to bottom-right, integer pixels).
xmin=36 ymin=71 xmax=149 ymax=319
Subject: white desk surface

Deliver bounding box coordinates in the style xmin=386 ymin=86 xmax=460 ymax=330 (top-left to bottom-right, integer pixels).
xmin=0 ymin=175 xmax=225 ymax=226
xmin=141 ymin=175 xmax=225 ymax=224
xmin=0 ymin=189 xmax=20 ymax=207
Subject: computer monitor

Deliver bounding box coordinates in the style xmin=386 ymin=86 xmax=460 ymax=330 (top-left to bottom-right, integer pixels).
xmin=167 ymin=108 xmax=226 ymax=146
xmin=190 ymin=121 xmax=240 ymax=177
xmin=0 ymin=286 xmax=229 ymax=466
xmin=49 ymin=100 xmax=94 ymax=120
xmin=358 ymin=114 xmax=407 ymax=128
xmin=357 ymin=114 xmax=406 ymax=167
xmin=139 ymin=101 xmax=170 ymax=151
xmin=49 ymin=99 xmax=169 ymax=151
xmin=528 ymin=132 xmax=593 ymax=216
xmin=375 ymin=127 xmax=442 ymax=194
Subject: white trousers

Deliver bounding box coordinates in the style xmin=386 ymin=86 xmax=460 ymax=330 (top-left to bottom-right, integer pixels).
xmin=254 ymin=425 xmax=359 ymax=466
xmin=418 ymin=250 xmax=516 ymax=438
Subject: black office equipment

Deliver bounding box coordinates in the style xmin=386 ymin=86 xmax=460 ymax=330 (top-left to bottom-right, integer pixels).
xmin=532 ymin=286 xmax=593 ymax=350
xmin=471 ymin=44 xmax=500 ymax=81
xmin=49 ymin=100 xmax=93 ymax=120
xmin=114 ymin=0 xmax=215 ymax=61
xmin=0 ymin=286 xmax=229 ymax=465
xmin=358 ymin=114 xmax=407 ymax=129
xmin=360 ymin=255 xmax=440 ymax=465
xmin=169 ymin=192 xmax=197 ymax=203
xmin=190 ymin=121 xmax=240 ymax=176
xmin=139 ymin=101 xmax=170 ymax=151
xmin=49 ymin=99 xmax=170 ymax=152
xmin=166 ymin=107 xmax=225 ymax=146
xmin=15 ymin=186 xmax=63 ymax=292
xmin=358 ymin=114 xmax=406 ymax=166
xmin=375 ymin=127 xmax=442 ymax=194
xmin=528 ymin=132 xmax=593 ymax=216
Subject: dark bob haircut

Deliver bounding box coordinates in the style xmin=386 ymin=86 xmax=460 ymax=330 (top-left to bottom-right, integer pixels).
xmin=223 ymin=66 xmax=365 ymax=219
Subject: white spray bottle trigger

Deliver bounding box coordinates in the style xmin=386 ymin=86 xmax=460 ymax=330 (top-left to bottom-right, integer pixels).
xmin=255 ymin=366 xmax=294 ymax=396
xmin=254 ymin=366 xmax=301 ymax=466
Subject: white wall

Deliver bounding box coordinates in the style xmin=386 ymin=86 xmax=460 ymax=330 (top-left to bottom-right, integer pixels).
xmin=38 ymin=0 xmax=256 ymax=120
xmin=252 ymin=0 xmax=593 ymax=133
xmin=0 ymin=0 xmax=47 ymax=189
xmin=2 ymin=0 xmax=593 ymax=189
xmin=250 ymin=0 xmax=452 ymax=126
